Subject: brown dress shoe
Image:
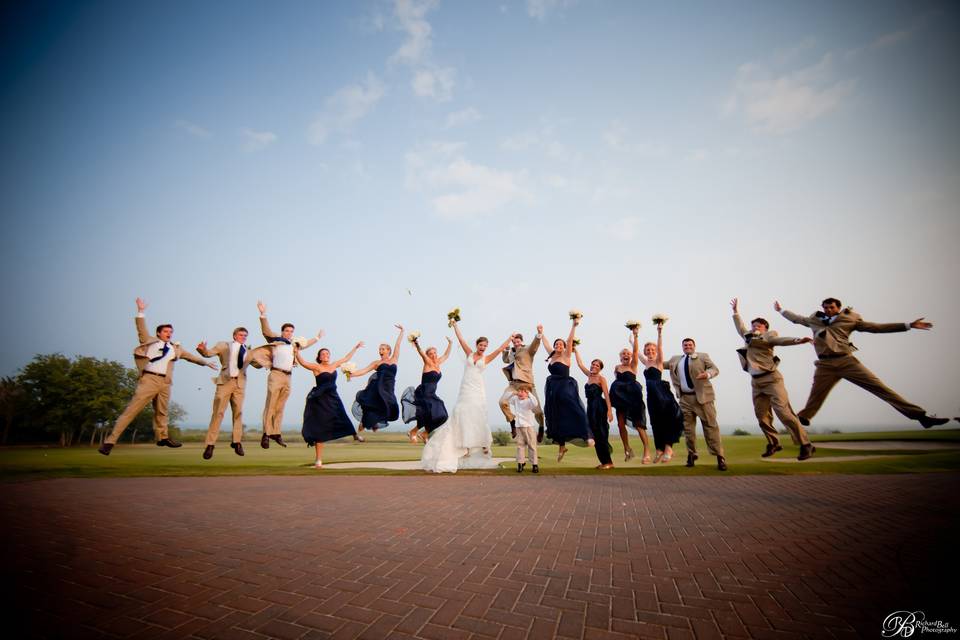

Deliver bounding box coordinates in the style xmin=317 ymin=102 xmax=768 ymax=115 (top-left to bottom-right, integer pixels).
xmin=202 ymin=445 xmax=214 ymax=460
xmin=269 ymin=434 xmax=288 ymax=448
xmin=156 ymin=438 xmax=182 ymax=448
xmin=686 ymin=453 xmax=698 ymax=467
xmin=761 ymin=444 xmax=782 ymax=458
xmin=231 ymin=442 xmax=245 ymax=456
xmin=797 ymin=444 xmax=815 ymax=460
xmin=98 ymin=443 xmax=114 ymax=456
xmin=717 ymin=456 xmax=728 ymax=471
xmin=260 ymin=433 xmax=270 ymax=449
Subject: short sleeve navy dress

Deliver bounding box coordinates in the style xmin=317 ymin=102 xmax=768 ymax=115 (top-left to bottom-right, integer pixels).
xmin=401 ymin=371 xmax=449 ymax=434
xmin=352 ymin=363 xmax=399 ymax=431
xmin=544 ymin=362 xmax=591 ymax=447
xmin=643 ymin=366 xmax=684 ymax=451
xmin=609 ymin=369 xmax=648 ymax=430
xmin=301 ymin=371 xmax=357 ymax=445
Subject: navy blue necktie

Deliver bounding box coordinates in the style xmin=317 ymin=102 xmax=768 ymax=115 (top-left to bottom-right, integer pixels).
xmin=237 ymin=345 xmax=246 ymax=370
xmin=268 ymin=337 xmax=291 ymax=345
xmin=683 ymin=356 xmax=695 ymax=389
xmin=149 ymin=342 xmax=170 ymax=363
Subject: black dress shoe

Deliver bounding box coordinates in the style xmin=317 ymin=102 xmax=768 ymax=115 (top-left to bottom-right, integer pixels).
xmin=517 ymin=462 xmax=524 ymax=473
xmin=532 ymin=464 xmax=539 ymax=473
xmin=797 ymin=443 xmax=815 ymax=460
xmin=686 ymin=453 xmax=698 ymax=468
xmin=231 ymin=442 xmax=245 ymax=456
xmin=98 ymin=443 xmax=113 ymax=456
xmin=269 ymin=434 xmax=288 ymax=448
xmin=761 ymin=444 xmax=783 ymax=458
xmin=260 ymin=433 xmax=270 ymax=449
xmin=202 ymin=445 xmax=214 ymax=460
xmin=798 ymin=415 xmax=810 ymax=427
xmin=156 ymin=438 xmax=182 ymax=448
xmin=918 ymin=415 xmax=949 ymax=429
xmin=717 ymin=456 xmax=727 ymax=471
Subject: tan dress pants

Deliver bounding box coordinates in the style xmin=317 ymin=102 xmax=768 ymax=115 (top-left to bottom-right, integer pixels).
xmin=205 ymin=378 xmax=245 ymax=445
xmin=107 ymin=373 xmax=170 ymax=444
xmin=262 ymin=369 xmax=292 ymax=435
xmin=679 ymin=394 xmax=725 ymax=457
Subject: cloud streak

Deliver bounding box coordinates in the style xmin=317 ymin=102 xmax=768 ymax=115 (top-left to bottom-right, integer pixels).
xmin=308 ymin=72 xmax=386 ymax=145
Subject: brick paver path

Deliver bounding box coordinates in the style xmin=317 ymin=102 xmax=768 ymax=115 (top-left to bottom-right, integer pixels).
xmin=2 ymin=475 xmax=957 ymax=639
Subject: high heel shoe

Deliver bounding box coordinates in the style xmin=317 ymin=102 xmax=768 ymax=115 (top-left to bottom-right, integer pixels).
xmin=557 ymin=447 xmax=567 ymax=462
xmin=653 ymin=451 xmax=663 ymax=463
xmin=624 ymin=448 xmax=635 ymax=462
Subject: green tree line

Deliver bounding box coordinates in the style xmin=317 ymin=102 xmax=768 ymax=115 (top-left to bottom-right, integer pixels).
xmin=0 ymin=354 xmax=185 ymax=446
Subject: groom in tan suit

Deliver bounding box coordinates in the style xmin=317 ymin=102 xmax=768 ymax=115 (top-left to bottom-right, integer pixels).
xmin=99 ymin=298 xmax=215 ymax=455
xmin=196 ymin=327 xmax=255 ymax=460
xmin=731 ymin=298 xmax=815 ymax=460
xmin=777 ymin=297 xmax=948 ymax=429
xmin=666 ymin=339 xmax=727 ymax=470
xmin=499 ymin=326 xmax=544 ymax=438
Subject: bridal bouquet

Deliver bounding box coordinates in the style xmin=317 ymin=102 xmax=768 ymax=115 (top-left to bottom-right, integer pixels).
xmin=572 ymin=337 xmax=581 ymax=347
xmin=407 ymin=330 xmax=421 ymax=344
xmin=569 ymin=309 xmax=583 ymax=321
xmin=447 ymin=307 xmax=461 ymax=327
xmin=625 ymin=319 xmax=641 ymax=330
xmin=652 ymin=313 xmax=670 ymax=327
xmin=341 ymin=362 xmax=357 ymax=380
xmin=292 ymin=336 xmax=310 ymax=348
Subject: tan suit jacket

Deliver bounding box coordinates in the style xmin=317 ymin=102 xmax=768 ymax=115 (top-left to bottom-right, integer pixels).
xmin=502 ymin=336 xmax=542 ymax=385
xmin=197 ymin=341 xmax=255 ymax=389
xmin=131 ymin=316 xmax=207 ymax=382
xmin=780 ymin=307 xmax=908 ymax=358
xmin=666 ymin=352 xmax=718 ymax=404
xmin=733 ymin=313 xmax=805 ymax=374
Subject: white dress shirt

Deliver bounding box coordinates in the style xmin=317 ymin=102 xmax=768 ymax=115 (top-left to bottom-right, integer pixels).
xmin=272 ymin=342 xmax=294 ymax=371
xmin=143 ymin=341 xmax=175 ymax=374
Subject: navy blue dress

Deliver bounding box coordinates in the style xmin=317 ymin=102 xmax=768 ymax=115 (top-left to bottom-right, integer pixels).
xmin=302 ymin=371 xmax=357 ymax=445
xmin=643 ymin=367 xmax=684 ymax=451
xmin=609 ymin=370 xmax=648 ymax=430
xmin=544 ymin=362 xmax=591 ymax=446
xmin=352 ymin=363 xmax=399 ymax=431
xmin=585 ymin=383 xmax=613 ymax=465
xmin=401 ymin=371 xmax=449 ymax=433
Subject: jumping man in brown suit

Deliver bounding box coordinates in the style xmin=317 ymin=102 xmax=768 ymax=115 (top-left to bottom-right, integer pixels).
xmin=499 ymin=327 xmax=545 ymax=438
xmin=666 ymin=339 xmax=727 ymax=471
xmin=196 ymin=327 xmax=256 ymax=460
xmin=776 ymin=297 xmax=948 ymax=429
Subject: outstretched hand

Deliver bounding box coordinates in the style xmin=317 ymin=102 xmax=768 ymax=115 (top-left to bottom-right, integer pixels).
xmin=910 ymin=318 xmax=933 ymax=330
xmin=355 ymin=341 xmax=365 ymax=349
xmin=316 ymin=329 xmax=325 ymax=340
xmin=730 ymin=298 xmax=739 ymax=313
xmin=197 ymin=341 xmax=207 ymax=351
xmin=695 ymin=372 xmax=709 ymax=380
xmin=136 ymin=297 xmax=147 ymax=312
xmin=206 ymin=361 xmax=218 ymax=370
xmin=797 ymin=337 xmax=813 ymax=344
xmin=773 ymin=300 xmax=782 ymax=312
xmin=446 ymin=336 xmax=452 ymax=344
xmin=536 ymin=324 xmax=544 ymax=335
xmin=257 ymin=300 xmax=266 ymax=314
xmin=395 ymin=324 xmax=404 ymax=332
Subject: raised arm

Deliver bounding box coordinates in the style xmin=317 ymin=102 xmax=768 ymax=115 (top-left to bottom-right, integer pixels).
xmin=766 ymin=335 xmax=813 ymax=347
xmin=294 ymin=348 xmax=321 ymax=373
xmin=630 ymin=328 xmax=640 ymax=368
xmin=855 ymin=319 xmax=916 ymax=334
xmin=731 ymin=298 xmax=749 ymax=337
xmin=527 ymin=326 xmax=543 ymax=356
xmin=411 ymin=337 xmax=428 ymax=364
xmin=566 ymin=318 xmax=578 ymax=352
xmin=655 ymin=325 xmax=664 ymax=368
xmin=350 ymin=359 xmax=380 ymax=379
xmin=573 ymin=347 xmax=590 ymax=377
xmin=392 ymin=325 xmax=404 ymax=362
xmin=438 ymin=337 xmax=453 ymax=365
xmin=451 ymin=320 xmax=472 ymax=357
xmin=331 ymin=342 xmax=364 ymax=369
xmin=299 ymin=329 xmax=323 ymax=350
xmin=134 ymin=297 xmax=151 ymax=344
xmin=179 ymin=349 xmax=218 ymax=369
xmin=775 ymin=300 xmax=813 ymax=328
xmin=484 ymin=335 xmax=513 ymax=365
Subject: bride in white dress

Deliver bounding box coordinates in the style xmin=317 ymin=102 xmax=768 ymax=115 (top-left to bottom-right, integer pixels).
xmin=421 ymin=320 xmax=512 ymax=473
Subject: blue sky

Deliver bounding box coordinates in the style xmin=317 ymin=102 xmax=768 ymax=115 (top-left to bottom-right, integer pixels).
xmin=1 ymin=0 xmax=958 ymax=430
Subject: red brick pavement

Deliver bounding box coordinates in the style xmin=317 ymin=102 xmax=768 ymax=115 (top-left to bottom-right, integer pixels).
xmin=2 ymin=474 xmax=958 ymax=639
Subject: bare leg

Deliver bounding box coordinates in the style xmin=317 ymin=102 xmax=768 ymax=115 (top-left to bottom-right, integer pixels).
xmin=314 ymin=442 xmax=324 ymax=467
xmin=616 ymin=411 xmax=633 ymax=461
xmin=635 ymin=428 xmax=651 ymax=462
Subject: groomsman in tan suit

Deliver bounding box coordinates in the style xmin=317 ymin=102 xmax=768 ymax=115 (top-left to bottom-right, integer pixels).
xmin=731 ymin=298 xmax=815 ymax=460
xmin=776 ymin=297 xmax=948 ymax=429
xmin=499 ymin=326 xmax=545 ymax=438
xmin=254 ymin=300 xmax=321 ymax=449
xmin=666 ymin=339 xmax=727 ymax=470
xmin=196 ymin=327 xmax=255 ymax=460
xmin=98 ymin=298 xmax=216 ymax=455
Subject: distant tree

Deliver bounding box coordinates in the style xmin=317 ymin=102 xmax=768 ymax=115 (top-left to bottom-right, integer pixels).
xmin=0 ymin=376 xmax=25 ymax=445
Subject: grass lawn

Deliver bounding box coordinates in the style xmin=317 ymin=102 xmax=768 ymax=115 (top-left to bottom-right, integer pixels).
xmin=1 ymin=428 xmax=959 ymax=480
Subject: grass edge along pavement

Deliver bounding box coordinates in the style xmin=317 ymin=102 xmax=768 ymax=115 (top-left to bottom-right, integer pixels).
xmin=1 ymin=428 xmax=958 ymax=480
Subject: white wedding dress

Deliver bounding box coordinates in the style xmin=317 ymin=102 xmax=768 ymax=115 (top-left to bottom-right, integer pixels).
xmin=421 ymin=355 xmax=499 ymax=473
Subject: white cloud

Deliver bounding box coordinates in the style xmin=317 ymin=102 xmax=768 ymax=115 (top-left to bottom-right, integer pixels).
xmin=405 ymin=142 xmax=530 ymax=218
xmin=501 ymin=118 xmax=580 ymax=163
xmin=173 ymin=120 xmax=211 ymax=138
xmin=412 ymin=66 xmax=456 ymax=101
xmin=607 ymin=216 xmax=641 ymax=241
xmin=724 ymin=51 xmax=855 ymax=134
xmin=444 ymin=107 xmax=482 ymax=129
xmin=308 ymin=72 xmax=386 ymax=145
xmin=527 ymin=0 xmax=578 ymax=21
xmin=240 ymin=128 xmax=277 ymax=152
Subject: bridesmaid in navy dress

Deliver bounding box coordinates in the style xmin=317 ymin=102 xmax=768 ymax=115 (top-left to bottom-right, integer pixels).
xmin=402 ymin=335 xmax=453 ymax=443
xmin=295 ymin=340 xmax=364 ymax=468
xmin=609 ymin=326 xmax=651 ymax=463
xmin=574 ymin=347 xmax=614 ymax=469
xmin=351 ymin=325 xmax=404 ymax=437
xmin=642 ymin=323 xmax=683 ymax=462
xmin=541 ymin=316 xmax=594 ymax=462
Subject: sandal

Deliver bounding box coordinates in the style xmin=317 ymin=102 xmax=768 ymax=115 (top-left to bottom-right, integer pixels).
xmin=641 ymin=455 xmax=652 ymax=464
xmin=313 ymin=461 xmax=323 ymax=469
xmin=624 ymin=448 xmax=635 ymax=462
xmin=557 ymin=447 xmax=567 ymax=462
xmin=653 ymin=451 xmax=663 ymax=464
xmin=661 ymin=453 xmax=672 ymax=463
